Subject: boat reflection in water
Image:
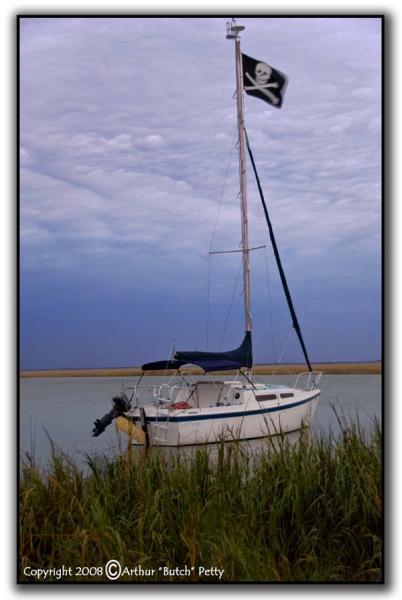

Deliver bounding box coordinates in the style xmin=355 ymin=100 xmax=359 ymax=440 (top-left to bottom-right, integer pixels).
xmin=117 ymin=425 xmax=316 ymax=467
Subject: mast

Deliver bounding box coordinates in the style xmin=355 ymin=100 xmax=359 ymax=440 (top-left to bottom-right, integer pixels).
xmin=226 ymin=19 xmax=252 ymax=334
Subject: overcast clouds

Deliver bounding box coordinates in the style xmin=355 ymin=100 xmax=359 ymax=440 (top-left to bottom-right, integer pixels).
xmin=20 ymin=17 xmax=381 ymax=369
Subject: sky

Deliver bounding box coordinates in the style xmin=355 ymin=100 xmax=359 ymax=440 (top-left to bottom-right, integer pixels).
xmin=19 ymin=16 xmax=382 ymax=369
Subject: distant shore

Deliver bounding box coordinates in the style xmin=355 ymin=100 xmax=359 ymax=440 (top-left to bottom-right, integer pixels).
xmin=20 ymin=362 xmax=381 ymax=378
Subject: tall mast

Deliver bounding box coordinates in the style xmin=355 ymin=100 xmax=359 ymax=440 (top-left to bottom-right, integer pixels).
xmin=226 ymin=19 xmax=252 ymax=334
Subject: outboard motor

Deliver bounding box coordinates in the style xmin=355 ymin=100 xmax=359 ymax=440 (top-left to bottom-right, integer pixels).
xmin=92 ymin=394 xmax=131 ymax=437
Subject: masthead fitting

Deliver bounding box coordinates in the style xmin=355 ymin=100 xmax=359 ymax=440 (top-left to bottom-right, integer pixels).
xmin=226 ymin=20 xmax=245 ymax=40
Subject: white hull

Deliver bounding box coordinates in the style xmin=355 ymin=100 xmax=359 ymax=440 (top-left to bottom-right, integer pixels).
xmin=120 ymin=378 xmax=321 ymax=447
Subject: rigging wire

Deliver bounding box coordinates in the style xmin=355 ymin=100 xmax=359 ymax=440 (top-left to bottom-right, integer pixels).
xmin=278 ymin=327 xmax=294 ymax=364
xmin=263 ymin=230 xmax=277 ymax=365
xmin=206 ymin=253 xmax=211 ymax=350
xmin=219 ymin=257 xmax=243 ymax=350
xmin=205 ymin=132 xmax=237 ymax=349
xmin=270 ymin=326 xmax=294 ymax=377
xmin=249 ymin=177 xmax=278 ymax=364
xmin=244 ymin=128 xmax=313 ymax=372
xmin=208 ymin=133 xmax=237 ymax=252
xmin=171 ymin=119 xmax=233 ymax=352
xmin=244 ymin=144 xmax=277 ymax=365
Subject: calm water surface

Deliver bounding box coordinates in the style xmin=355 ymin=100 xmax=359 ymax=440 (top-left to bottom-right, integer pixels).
xmin=20 ymin=374 xmax=381 ymax=467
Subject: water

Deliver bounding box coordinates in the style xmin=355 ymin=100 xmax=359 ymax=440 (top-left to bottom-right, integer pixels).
xmin=19 ymin=374 xmax=381 ymax=468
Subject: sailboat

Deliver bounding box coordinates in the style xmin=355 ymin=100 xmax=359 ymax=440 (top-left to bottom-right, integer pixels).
xmin=92 ymin=20 xmax=322 ymax=447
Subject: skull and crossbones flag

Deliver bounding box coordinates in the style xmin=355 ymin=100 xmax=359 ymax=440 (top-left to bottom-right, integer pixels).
xmin=242 ymin=53 xmax=287 ymax=108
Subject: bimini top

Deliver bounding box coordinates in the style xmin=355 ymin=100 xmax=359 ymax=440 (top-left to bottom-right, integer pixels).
xmin=141 ymin=331 xmax=252 ymax=372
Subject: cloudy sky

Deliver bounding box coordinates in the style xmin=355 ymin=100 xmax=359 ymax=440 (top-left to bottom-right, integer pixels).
xmin=20 ymin=16 xmax=381 ymax=369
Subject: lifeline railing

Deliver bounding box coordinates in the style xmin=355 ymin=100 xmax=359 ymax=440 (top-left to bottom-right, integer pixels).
xmin=130 ymin=383 xmax=185 ymax=407
xmin=294 ymin=371 xmax=322 ymax=391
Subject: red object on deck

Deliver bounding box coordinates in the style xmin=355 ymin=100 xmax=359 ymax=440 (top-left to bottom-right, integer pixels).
xmin=171 ymin=401 xmax=190 ymax=410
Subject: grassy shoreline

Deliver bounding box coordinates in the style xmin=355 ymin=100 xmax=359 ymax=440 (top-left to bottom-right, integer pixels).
xmin=20 ymin=362 xmax=381 ymax=378
xmin=19 ymin=421 xmax=382 ymax=583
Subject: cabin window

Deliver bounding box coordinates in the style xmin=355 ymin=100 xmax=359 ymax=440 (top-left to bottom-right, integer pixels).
xmin=280 ymin=392 xmax=294 ymax=399
xmin=257 ymin=394 xmax=277 ymax=401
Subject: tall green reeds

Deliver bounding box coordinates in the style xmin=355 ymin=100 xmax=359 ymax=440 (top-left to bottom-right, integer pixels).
xmin=19 ymin=421 xmax=382 ymax=583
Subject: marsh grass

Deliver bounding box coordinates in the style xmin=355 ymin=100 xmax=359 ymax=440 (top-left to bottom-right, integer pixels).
xmin=19 ymin=421 xmax=382 ymax=583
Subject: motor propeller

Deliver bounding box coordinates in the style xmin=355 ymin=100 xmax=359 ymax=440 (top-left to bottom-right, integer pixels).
xmin=92 ymin=394 xmax=131 ymax=437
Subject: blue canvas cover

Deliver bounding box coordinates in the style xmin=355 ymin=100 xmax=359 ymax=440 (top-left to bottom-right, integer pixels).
xmin=141 ymin=332 xmax=252 ymax=372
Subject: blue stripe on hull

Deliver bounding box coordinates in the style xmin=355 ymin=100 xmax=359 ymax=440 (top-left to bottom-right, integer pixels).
xmin=127 ymin=392 xmax=319 ymax=424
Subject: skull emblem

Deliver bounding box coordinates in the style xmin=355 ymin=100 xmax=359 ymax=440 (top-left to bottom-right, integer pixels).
xmin=255 ymin=62 xmax=271 ymax=86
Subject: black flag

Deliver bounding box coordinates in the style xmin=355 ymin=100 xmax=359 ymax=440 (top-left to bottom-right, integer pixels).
xmin=242 ymin=53 xmax=287 ymax=108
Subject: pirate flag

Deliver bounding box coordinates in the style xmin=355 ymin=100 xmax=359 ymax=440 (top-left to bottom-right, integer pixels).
xmin=242 ymin=53 xmax=287 ymax=108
